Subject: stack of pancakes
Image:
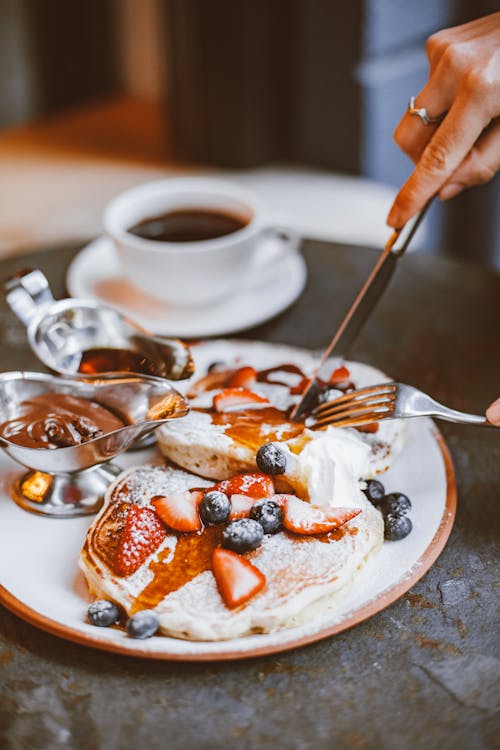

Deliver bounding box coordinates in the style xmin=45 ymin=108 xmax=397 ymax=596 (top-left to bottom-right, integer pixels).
xmin=80 ymin=345 xmax=403 ymax=641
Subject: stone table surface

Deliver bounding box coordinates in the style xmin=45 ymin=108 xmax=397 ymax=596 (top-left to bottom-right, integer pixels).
xmin=0 ymin=240 xmax=498 ymax=750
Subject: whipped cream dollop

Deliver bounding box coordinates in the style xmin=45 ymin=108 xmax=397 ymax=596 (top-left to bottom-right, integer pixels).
xmin=281 ymin=428 xmax=371 ymax=509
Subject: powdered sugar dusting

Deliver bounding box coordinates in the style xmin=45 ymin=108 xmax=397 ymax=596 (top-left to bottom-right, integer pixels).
xmin=260 ymin=422 xmax=297 ymax=441
xmin=153 ymin=496 xmax=383 ymax=640
xmin=113 ymin=464 xmax=212 ymax=507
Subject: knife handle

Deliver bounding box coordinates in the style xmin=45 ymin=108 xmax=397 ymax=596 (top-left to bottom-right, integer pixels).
xmin=386 ymin=198 xmax=434 ymax=257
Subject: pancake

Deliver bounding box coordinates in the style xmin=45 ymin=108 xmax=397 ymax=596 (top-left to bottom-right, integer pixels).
xmin=157 ymin=340 xmax=406 ymax=480
xmin=80 ymin=341 xmax=398 ymax=641
xmin=79 ymin=437 xmax=383 ymax=640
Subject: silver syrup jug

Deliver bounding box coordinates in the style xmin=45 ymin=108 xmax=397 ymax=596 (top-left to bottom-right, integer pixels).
xmin=4 ymin=269 xmax=194 ymax=380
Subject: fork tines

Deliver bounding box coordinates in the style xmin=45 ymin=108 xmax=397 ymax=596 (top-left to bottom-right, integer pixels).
xmin=311 ymin=383 xmax=397 ymax=430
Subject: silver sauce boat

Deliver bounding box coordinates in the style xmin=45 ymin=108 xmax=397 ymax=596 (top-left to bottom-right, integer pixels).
xmin=0 ymin=371 xmax=189 ymax=517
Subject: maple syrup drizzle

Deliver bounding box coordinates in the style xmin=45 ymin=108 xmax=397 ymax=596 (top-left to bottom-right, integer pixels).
xmin=197 ymin=406 xmax=304 ymax=452
xmin=129 ymin=524 xmax=354 ymax=614
xmin=131 ymin=526 xmax=223 ymax=613
xmin=257 ymin=363 xmax=306 ymax=387
xmin=315 ymin=527 xmax=352 ymax=543
xmin=192 ymin=361 xmax=376 ymax=444
xmin=355 ymin=422 xmax=379 ymax=434
xmin=78 ymin=347 xmax=158 ymax=376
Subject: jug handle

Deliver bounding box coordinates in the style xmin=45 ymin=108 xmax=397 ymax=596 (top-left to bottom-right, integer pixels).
xmin=4 ymin=269 xmax=55 ymax=327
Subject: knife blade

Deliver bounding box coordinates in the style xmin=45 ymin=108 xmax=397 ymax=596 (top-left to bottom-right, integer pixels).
xmin=290 ymin=201 xmax=432 ymax=421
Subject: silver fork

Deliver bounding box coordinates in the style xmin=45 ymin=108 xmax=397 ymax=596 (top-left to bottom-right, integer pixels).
xmin=310 ymin=382 xmax=492 ymax=430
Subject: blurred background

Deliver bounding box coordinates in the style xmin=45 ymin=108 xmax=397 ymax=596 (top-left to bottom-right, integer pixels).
xmin=0 ymin=0 xmax=498 ymax=268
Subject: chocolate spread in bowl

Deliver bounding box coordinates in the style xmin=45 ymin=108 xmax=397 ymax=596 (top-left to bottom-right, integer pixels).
xmin=0 ymin=393 xmax=125 ymax=449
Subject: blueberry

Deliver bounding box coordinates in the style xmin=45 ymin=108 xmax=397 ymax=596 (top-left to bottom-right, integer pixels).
xmin=199 ymin=490 xmax=231 ymax=525
xmin=250 ymin=499 xmax=283 ymax=534
xmin=363 ymin=479 xmax=385 ymax=506
xmin=126 ymin=610 xmax=159 ymax=639
xmin=222 ymin=519 xmax=264 ymax=553
xmin=379 ymin=492 xmax=412 ymax=516
xmin=256 ymin=443 xmax=287 ymax=475
xmin=384 ymin=513 xmax=413 ymax=541
xmin=87 ymin=600 xmax=121 ymax=627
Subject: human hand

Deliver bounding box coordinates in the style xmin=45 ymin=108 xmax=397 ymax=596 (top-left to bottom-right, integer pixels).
xmin=387 ymin=12 xmax=500 ymax=229
xmin=486 ymin=398 xmax=500 ymax=425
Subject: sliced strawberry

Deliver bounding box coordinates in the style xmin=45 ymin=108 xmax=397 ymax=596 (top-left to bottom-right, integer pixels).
xmin=228 ymin=493 xmax=256 ymax=520
xmin=113 ymin=504 xmax=167 ymax=577
xmin=228 ymin=366 xmax=257 ymax=389
xmin=212 ymin=548 xmax=266 ymax=609
xmin=271 ymin=494 xmax=290 ymax=508
xmin=151 ymin=491 xmax=203 ymax=533
xmin=328 ymin=366 xmax=351 ymax=385
xmin=213 ymin=387 xmax=269 ymax=413
xmin=278 ymin=494 xmax=361 ymax=535
xmin=213 ymin=472 xmax=274 ymax=500
xmin=187 ymin=369 xmax=234 ymax=397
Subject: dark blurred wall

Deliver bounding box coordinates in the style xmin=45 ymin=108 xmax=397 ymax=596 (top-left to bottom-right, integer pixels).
xmin=0 ymin=0 xmax=38 ymax=127
xmin=164 ymin=0 xmax=363 ymax=170
xmin=163 ymin=0 xmax=305 ymax=167
xmin=25 ymin=0 xmax=118 ymax=114
xmin=0 ymin=0 xmax=118 ymax=126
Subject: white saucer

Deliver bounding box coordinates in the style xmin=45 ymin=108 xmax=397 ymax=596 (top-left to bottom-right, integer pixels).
xmin=66 ymin=237 xmax=307 ymax=337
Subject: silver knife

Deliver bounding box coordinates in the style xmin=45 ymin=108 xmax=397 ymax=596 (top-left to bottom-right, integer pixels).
xmin=290 ymin=201 xmax=432 ymax=421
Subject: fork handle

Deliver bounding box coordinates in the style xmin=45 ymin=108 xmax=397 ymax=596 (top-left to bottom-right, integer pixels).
xmin=402 ymin=386 xmax=492 ymax=426
xmin=429 ymin=409 xmax=490 ymax=426
xmin=420 ymin=399 xmax=490 ymax=425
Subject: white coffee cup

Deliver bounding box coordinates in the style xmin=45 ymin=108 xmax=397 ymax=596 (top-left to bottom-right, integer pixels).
xmin=103 ymin=177 xmax=300 ymax=307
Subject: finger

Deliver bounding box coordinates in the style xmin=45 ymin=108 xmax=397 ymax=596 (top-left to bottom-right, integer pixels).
xmin=387 ymin=93 xmax=487 ymax=228
xmin=486 ymin=398 xmax=500 ymax=426
xmin=439 ymin=118 xmax=500 ymax=200
xmin=393 ymin=38 xmax=475 ymax=166
xmin=394 ymin=73 xmax=455 ymax=165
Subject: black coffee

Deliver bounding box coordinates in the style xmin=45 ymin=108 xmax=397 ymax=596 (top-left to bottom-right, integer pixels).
xmin=128 ymin=208 xmax=249 ymax=242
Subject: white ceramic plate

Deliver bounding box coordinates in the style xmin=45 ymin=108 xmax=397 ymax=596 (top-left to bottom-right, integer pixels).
xmin=66 ymin=237 xmax=307 ymax=337
xmin=0 ymin=341 xmax=456 ymax=661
